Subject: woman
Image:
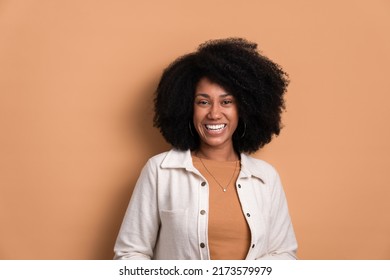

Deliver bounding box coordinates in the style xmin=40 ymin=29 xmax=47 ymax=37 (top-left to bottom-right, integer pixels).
xmin=114 ymin=38 xmax=297 ymax=260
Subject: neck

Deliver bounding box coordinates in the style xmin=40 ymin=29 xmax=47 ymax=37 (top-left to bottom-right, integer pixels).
xmin=195 ymin=144 xmax=239 ymax=161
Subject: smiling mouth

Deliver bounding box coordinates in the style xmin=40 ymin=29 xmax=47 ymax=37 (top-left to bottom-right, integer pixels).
xmin=205 ymin=124 xmax=226 ymax=131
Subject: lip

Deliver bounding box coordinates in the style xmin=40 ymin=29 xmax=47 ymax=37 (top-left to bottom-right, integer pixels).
xmin=203 ymin=123 xmax=227 ymax=135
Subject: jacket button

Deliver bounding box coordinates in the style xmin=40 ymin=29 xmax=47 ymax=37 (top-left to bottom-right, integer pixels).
xmin=252 ymin=244 xmax=255 ymax=248
xmin=200 ymin=243 xmax=205 ymax=248
xmin=238 ymin=184 xmax=241 ymax=188
xmin=201 ymin=182 xmax=206 ymax=187
xmin=200 ymin=210 xmax=206 ymax=215
xmin=246 ymin=213 xmax=251 ymax=217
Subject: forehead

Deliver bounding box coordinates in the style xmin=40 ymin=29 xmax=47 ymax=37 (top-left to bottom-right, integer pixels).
xmin=195 ymin=77 xmax=232 ymax=97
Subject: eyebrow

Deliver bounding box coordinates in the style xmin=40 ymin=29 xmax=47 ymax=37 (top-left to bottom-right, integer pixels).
xmin=194 ymin=93 xmax=232 ymax=98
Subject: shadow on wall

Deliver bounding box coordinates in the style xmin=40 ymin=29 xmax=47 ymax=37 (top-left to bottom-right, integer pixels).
xmin=94 ymin=75 xmax=170 ymax=259
xmin=131 ymin=77 xmax=171 ymax=157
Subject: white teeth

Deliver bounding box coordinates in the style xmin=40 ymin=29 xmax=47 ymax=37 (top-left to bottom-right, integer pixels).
xmin=206 ymin=124 xmax=226 ymax=131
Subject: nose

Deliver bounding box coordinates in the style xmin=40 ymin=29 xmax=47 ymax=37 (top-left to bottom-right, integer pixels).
xmin=207 ymin=103 xmax=222 ymax=120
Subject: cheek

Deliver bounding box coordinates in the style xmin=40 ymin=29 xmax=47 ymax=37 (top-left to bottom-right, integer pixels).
xmin=193 ymin=107 xmax=205 ymax=124
xmin=192 ymin=110 xmax=199 ymax=124
xmin=230 ymin=109 xmax=239 ymax=127
xmin=192 ymin=113 xmax=203 ymax=134
xmin=192 ymin=106 xmax=197 ymax=122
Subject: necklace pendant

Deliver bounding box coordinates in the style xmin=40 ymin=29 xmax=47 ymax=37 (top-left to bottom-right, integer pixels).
xmin=223 ymin=188 xmax=227 ymax=192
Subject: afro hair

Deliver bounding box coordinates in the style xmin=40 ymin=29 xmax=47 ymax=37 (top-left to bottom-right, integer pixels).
xmin=153 ymin=37 xmax=289 ymax=154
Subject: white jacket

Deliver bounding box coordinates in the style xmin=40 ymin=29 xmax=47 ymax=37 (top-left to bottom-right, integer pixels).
xmin=114 ymin=149 xmax=297 ymax=260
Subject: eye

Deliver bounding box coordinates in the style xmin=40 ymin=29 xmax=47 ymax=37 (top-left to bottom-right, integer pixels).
xmin=196 ymin=100 xmax=210 ymax=106
xmin=221 ymin=99 xmax=233 ymax=105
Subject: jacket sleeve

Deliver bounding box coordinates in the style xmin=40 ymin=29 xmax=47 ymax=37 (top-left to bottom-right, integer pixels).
xmin=256 ymin=169 xmax=298 ymax=260
xmin=113 ymin=159 xmax=160 ymax=260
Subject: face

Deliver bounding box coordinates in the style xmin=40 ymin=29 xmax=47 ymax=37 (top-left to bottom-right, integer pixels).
xmin=193 ymin=77 xmax=239 ymax=151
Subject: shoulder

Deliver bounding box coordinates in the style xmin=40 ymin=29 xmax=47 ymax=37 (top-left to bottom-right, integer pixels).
xmin=241 ymin=153 xmax=278 ymax=174
xmin=240 ymin=153 xmax=280 ymax=184
xmin=242 ymin=154 xmax=275 ymax=169
xmin=139 ymin=149 xmax=191 ymax=182
xmin=147 ymin=150 xmax=171 ymax=164
xmin=136 ymin=150 xmax=178 ymax=182
xmin=147 ymin=149 xmax=190 ymax=168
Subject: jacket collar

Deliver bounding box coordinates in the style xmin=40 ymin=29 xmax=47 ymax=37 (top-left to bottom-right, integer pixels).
xmin=160 ymin=149 xmax=195 ymax=171
xmin=240 ymin=153 xmax=266 ymax=184
xmin=160 ymin=149 xmax=266 ymax=183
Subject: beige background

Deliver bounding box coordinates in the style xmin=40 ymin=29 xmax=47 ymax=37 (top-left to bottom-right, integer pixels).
xmin=1 ymin=0 xmax=389 ymax=259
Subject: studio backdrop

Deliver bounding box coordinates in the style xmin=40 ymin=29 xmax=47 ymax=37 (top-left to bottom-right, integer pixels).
xmin=0 ymin=0 xmax=389 ymax=259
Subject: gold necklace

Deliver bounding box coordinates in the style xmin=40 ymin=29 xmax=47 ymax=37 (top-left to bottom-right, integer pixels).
xmin=198 ymin=156 xmax=239 ymax=192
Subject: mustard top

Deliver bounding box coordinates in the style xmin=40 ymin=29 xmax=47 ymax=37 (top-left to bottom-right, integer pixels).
xmin=192 ymin=156 xmax=251 ymax=260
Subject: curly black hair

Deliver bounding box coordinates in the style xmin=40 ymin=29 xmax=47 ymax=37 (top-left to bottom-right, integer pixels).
xmin=153 ymin=38 xmax=289 ymax=154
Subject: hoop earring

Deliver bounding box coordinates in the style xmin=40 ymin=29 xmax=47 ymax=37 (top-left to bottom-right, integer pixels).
xmin=240 ymin=122 xmax=246 ymax=138
xmin=189 ymin=121 xmax=194 ymax=136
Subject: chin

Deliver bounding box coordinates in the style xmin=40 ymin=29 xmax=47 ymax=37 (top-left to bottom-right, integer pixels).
xmin=203 ymin=139 xmax=230 ymax=148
